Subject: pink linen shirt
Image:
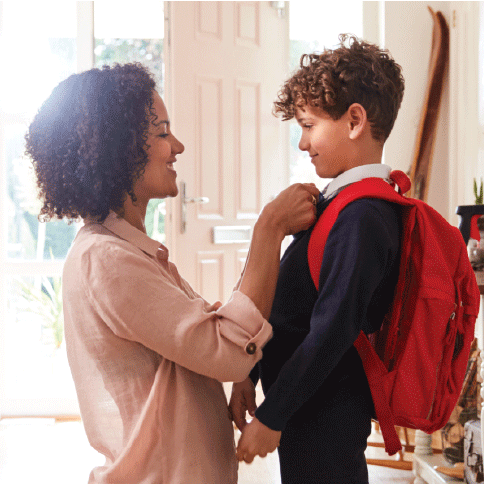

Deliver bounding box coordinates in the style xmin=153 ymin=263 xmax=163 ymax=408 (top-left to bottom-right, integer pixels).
xmin=62 ymin=212 xmax=273 ymax=484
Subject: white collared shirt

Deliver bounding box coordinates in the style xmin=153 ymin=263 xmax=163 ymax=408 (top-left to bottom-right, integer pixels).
xmin=323 ymin=163 xmax=392 ymax=200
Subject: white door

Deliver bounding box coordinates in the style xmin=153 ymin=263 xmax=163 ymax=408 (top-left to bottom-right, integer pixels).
xmin=165 ymin=1 xmax=289 ymax=303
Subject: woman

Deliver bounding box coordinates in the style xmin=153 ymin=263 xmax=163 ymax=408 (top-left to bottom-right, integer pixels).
xmin=25 ymin=63 xmax=319 ymax=484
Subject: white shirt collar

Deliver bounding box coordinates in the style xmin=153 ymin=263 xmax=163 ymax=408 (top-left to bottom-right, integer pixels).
xmin=323 ymin=163 xmax=392 ymax=200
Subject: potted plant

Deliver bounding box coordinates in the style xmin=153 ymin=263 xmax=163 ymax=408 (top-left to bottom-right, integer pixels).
xmin=456 ymin=178 xmax=484 ymax=249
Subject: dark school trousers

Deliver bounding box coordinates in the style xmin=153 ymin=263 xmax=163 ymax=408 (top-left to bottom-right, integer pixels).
xmin=277 ymin=376 xmax=374 ymax=484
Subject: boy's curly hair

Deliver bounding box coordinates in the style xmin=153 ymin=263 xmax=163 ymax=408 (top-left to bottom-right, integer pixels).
xmin=274 ymin=34 xmax=405 ymax=143
xmin=25 ymin=62 xmax=157 ymax=223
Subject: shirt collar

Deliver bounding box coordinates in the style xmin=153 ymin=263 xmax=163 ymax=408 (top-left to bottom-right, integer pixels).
xmin=88 ymin=212 xmax=169 ymax=260
xmin=322 ymin=163 xmax=392 ymax=200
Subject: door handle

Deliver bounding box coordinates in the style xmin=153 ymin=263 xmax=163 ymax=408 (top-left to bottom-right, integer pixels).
xmin=180 ymin=181 xmax=209 ymax=233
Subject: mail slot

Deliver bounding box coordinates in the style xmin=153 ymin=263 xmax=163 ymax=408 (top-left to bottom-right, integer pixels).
xmin=212 ymin=226 xmax=251 ymax=244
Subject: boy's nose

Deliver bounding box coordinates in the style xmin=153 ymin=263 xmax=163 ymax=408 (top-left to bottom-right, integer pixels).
xmin=298 ymin=135 xmax=309 ymax=152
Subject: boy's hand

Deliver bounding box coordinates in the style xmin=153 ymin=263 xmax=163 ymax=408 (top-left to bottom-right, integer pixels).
xmin=236 ymin=417 xmax=281 ymax=463
xmin=229 ymin=378 xmax=257 ymax=432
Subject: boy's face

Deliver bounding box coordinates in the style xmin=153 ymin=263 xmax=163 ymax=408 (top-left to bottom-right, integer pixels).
xmin=295 ymin=105 xmax=352 ymax=179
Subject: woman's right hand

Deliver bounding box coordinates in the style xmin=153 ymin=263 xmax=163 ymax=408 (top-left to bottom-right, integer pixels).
xmin=237 ymin=183 xmax=319 ymax=319
xmin=258 ymin=183 xmax=320 ymax=239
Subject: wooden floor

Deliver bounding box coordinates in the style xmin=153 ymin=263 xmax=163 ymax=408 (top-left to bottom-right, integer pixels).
xmin=0 ymin=418 xmax=417 ymax=484
xmin=237 ymin=423 xmax=418 ymax=484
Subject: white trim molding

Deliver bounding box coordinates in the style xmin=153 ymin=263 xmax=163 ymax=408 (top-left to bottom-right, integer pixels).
xmin=362 ymin=0 xmax=385 ymax=47
xmin=76 ymin=1 xmax=94 ymax=73
xmin=448 ymin=2 xmax=481 ymax=225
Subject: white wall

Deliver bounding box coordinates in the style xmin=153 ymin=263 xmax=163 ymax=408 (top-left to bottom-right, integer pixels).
xmin=382 ymin=1 xmax=452 ymax=218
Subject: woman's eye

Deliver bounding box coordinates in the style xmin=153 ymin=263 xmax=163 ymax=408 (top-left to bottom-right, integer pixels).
xmin=158 ymin=133 xmax=169 ymax=138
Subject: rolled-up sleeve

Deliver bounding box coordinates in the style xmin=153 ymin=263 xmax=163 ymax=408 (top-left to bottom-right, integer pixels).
xmin=78 ymin=240 xmax=272 ymax=382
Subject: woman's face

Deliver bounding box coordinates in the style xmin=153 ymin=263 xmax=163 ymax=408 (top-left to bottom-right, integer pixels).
xmin=133 ymin=91 xmax=185 ymax=202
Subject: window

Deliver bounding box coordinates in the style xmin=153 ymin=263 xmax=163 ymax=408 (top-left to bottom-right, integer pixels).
xmin=0 ymin=1 xmax=164 ymax=418
xmin=0 ymin=1 xmax=79 ymax=417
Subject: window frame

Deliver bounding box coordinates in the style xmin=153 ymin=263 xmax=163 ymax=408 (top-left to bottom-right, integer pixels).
xmin=0 ymin=2 xmax=94 ymax=419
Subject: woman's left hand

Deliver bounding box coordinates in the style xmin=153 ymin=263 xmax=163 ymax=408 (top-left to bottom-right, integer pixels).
xmin=235 ymin=417 xmax=281 ymax=463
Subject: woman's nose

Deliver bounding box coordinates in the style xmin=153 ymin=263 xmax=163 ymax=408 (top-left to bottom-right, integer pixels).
xmin=172 ymin=135 xmax=185 ymax=154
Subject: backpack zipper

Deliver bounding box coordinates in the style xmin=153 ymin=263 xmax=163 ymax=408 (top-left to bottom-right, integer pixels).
xmin=427 ymin=306 xmax=458 ymax=419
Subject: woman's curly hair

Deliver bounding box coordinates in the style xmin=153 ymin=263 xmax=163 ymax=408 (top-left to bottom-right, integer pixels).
xmin=274 ymin=34 xmax=405 ymax=143
xmin=25 ymin=62 xmax=157 ymax=223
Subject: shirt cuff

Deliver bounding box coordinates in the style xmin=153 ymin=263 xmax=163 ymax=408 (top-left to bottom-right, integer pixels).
xmin=216 ymin=291 xmax=273 ymax=356
xmin=254 ymin=401 xmax=286 ymax=432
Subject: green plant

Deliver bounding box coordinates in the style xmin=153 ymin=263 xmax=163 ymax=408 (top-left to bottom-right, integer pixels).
xmin=17 ymin=274 xmax=64 ymax=350
xmin=474 ymin=178 xmax=483 ymax=204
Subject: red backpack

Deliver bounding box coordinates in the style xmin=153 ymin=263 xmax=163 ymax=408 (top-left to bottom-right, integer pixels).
xmin=308 ymin=170 xmax=480 ymax=455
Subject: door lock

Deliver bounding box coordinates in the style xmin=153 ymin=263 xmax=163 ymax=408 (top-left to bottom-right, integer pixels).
xmin=180 ymin=181 xmax=209 ymax=233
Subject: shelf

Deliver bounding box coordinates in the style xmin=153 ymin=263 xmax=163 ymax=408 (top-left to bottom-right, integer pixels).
xmin=413 ymin=454 xmax=463 ymax=484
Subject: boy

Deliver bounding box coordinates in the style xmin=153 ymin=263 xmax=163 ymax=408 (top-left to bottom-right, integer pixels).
xmin=229 ymin=34 xmax=405 ymax=483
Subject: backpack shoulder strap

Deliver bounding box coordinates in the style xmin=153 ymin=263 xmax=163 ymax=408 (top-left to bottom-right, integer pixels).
xmin=308 ymin=171 xmax=413 ymax=291
xmin=307 ymin=171 xmax=413 ymax=455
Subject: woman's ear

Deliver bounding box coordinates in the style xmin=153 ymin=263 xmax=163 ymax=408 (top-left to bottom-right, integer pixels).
xmin=347 ymin=103 xmax=367 ymax=140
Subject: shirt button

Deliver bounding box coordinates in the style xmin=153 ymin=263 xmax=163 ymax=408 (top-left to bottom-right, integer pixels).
xmin=246 ymin=342 xmax=257 ymax=355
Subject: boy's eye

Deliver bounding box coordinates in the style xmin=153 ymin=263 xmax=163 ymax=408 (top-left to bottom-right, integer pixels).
xmin=303 ymin=124 xmax=313 ymax=130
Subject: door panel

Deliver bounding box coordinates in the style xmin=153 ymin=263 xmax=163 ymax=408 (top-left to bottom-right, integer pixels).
xmin=166 ymin=1 xmax=289 ymax=302
xmin=197 ymin=251 xmax=225 ymax=304
xmin=236 ymin=81 xmax=261 ymax=217
xmin=197 ymin=77 xmax=224 ymax=219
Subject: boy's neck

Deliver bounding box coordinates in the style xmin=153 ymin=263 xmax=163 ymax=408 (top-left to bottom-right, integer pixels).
xmin=348 ymin=134 xmax=384 ymax=169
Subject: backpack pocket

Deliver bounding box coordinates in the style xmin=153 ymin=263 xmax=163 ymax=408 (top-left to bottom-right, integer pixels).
xmin=385 ymin=291 xmax=457 ymax=430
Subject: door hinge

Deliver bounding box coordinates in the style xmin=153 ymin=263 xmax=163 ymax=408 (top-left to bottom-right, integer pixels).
xmin=164 ymin=2 xmax=171 ymax=46
xmin=270 ymin=1 xmax=286 ymax=19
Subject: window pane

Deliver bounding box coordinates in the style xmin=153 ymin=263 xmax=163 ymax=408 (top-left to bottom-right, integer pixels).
xmin=94 ymin=1 xmax=165 ymax=241
xmin=0 ymin=2 xmax=76 ymax=118
xmin=5 ymin=124 xmax=78 ymax=260
xmin=94 ymin=1 xmax=164 ymax=93
xmin=2 ymin=276 xmax=77 ymax=406
xmin=146 ymin=199 xmax=166 ymax=244
xmin=288 ymin=1 xmax=363 ymax=188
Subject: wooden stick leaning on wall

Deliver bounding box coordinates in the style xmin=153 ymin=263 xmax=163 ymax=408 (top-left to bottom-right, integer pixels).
xmin=408 ymin=6 xmax=449 ymax=202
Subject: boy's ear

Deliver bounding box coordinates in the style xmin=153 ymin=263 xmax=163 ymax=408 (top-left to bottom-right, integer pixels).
xmin=347 ymin=103 xmax=367 ymax=140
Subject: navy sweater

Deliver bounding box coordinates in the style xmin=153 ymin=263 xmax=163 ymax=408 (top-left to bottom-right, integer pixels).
xmin=252 ymin=196 xmax=402 ymax=431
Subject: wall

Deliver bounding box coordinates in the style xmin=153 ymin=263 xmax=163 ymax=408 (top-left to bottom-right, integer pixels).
xmin=377 ymin=1 xmax=452 ymax=219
